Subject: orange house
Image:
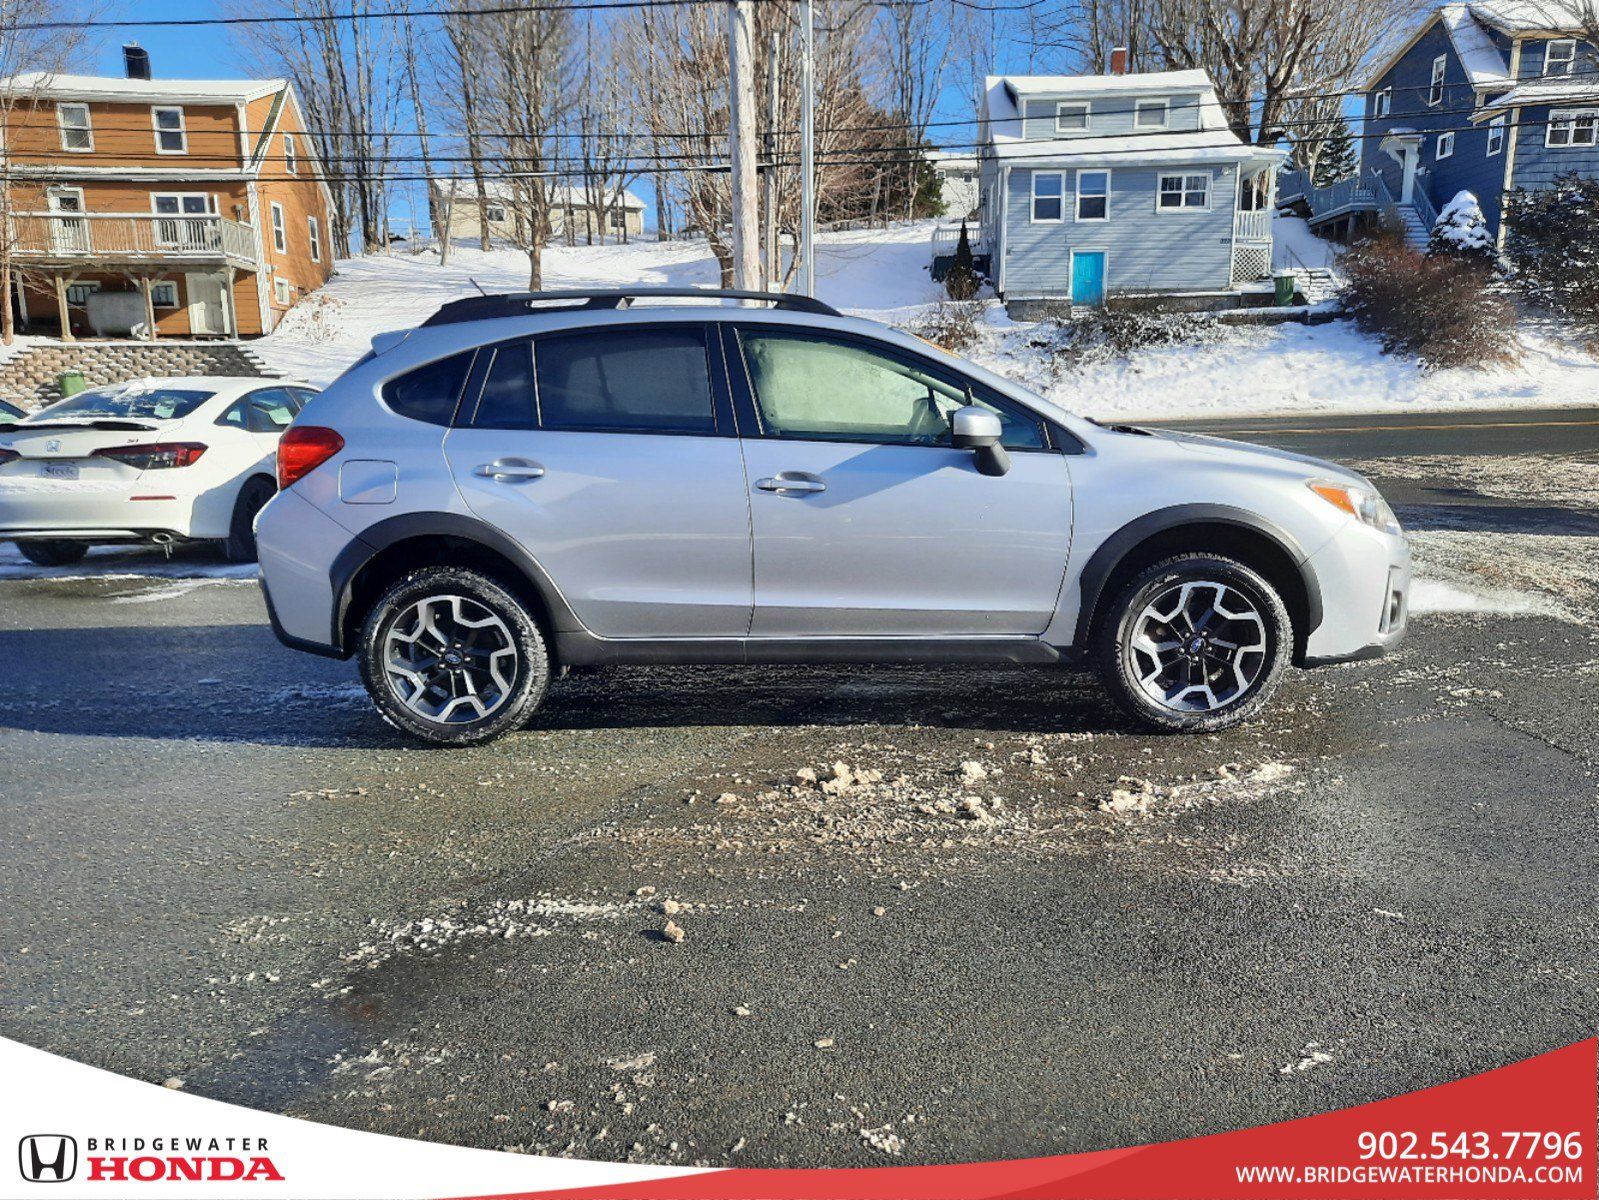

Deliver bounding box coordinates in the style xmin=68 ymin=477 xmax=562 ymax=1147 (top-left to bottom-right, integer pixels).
xmin=3 ymin=62 xmax=336 ymax=340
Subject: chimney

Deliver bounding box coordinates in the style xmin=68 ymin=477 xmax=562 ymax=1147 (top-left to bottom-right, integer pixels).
xmin=123 ymin=43 xmax=151 ymax=80
xmin=1109 ymin=46 xmax=1129 ymax=75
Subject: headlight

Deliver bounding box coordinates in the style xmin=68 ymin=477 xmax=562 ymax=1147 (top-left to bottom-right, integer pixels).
xmin=1307 ymin=479 xmax=1401 ymax=534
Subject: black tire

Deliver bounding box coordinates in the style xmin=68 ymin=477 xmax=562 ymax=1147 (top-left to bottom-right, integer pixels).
xmin=224 ymin=477 xmax=277 ymax=563
xmin=14 ymin=539 xmax=89 ymax=567
xmin=357 ymin=566 xmax=551 ymax=746
xmin=1093 ymin=553 xmax=1292 ymax=734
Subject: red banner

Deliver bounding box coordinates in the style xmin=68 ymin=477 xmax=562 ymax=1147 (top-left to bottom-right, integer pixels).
xmin=453 ymin=1039 xmax=1597 ymax=1200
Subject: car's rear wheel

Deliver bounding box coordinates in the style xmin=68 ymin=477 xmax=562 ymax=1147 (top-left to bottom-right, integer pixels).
xmin=224 ymin=477 xmax=277 ymax=563
xmin=1094 ymin=553 xmax=1291 ymax=733
xmin=14 ymin=539 xmax=89 ymax=567
xmin=357 ymin=566 xmax=551 ymax=746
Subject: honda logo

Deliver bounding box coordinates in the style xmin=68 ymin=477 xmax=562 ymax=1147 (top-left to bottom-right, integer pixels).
xmin=17 ymin=1136 xmax=77 ymax=1183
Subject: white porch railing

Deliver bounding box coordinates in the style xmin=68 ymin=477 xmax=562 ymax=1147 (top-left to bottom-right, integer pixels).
xmin=931 ymin=222 xmax=986 ymax=257
xmin=1233 ymin=210 xmax=1272 ymax=242
xmin=13 ymin=213 xmax=258 ymax=266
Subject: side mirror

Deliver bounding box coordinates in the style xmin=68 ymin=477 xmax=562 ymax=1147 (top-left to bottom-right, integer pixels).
xmin=950 ymin=405 xmax=1011 ymax=477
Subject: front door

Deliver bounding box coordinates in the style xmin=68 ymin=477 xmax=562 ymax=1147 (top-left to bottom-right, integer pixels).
xmin=186 ymin=273 xmax=226 ymax=335
xmin=730 ymin=327 xmax=1073 ymax=638
xmin=441 ymin=324 xmax=753 ymax=639
xmin=1071 ymin=251 xmax=1106 ymax=306
xmin=46 ymin=188 xmax=88 ymax=254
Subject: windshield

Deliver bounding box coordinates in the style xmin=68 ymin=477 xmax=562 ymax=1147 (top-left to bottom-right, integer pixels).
xmin=24 ymin=384 xmax=215 ymax=424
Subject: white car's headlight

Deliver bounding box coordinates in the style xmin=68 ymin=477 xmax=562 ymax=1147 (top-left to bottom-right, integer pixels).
xmin=1307 ymin=479 xmax=1401 ymax=535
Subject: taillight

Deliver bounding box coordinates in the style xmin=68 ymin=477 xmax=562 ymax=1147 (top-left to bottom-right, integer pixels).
xmin=277 ymin=426 xmax=344 ymax=490
xmin=93 ymin=442 xmax=207 ymax=470
xmin=0 ymin=448 xmax=17 ymax=466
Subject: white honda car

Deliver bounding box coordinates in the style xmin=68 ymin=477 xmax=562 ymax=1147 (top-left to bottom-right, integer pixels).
xmin=0 ymin=377 xmax=319 ymax=566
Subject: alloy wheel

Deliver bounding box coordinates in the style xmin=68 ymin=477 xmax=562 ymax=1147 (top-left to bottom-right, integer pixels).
xmin=382 ymin=594 xmax=519 ymax=724
xmin=1127 ymin=580 xmax=1269 ymax=713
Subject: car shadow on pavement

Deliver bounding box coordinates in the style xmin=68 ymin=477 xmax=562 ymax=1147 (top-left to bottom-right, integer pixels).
xmin=0 ymin=626 xmax=1135 ymax=746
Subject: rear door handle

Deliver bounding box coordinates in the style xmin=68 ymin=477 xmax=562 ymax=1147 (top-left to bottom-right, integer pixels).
xmin=755 ymin=473 xmax=826 ymax=495
xmin=475 ymin=458 xmax=545 ymax=482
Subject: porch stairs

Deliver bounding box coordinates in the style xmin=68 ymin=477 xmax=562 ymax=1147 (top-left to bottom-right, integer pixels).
xmin=0 ymin=340 xmax=281 ymax=410
xmin=1392 ymin=206 xmax=1431 ymax=251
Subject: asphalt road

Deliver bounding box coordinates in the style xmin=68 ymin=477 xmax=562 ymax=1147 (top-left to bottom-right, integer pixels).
xmin=0 ymin=420 xmax=1595 ymax=1168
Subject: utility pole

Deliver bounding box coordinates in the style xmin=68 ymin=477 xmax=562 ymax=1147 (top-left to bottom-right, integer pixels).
xmin=727 ymin=0 xmax=760 ymax=290
xmin=798 ymin=0 xmax=816 ymax=296
xmin=763 ymin=32 xmax=781 ymax=286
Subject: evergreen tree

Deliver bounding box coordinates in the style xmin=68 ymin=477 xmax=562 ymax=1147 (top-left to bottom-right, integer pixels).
xmin=1311 ymin=119 xmax=1357 ymax=188
xmin=1430 ymin=190 xmax=1495 ymax=260
xmin=945 ymin=220 xmax=979 ymax=301
xmin=1505 ymin=174 xmax=1599 ymax=339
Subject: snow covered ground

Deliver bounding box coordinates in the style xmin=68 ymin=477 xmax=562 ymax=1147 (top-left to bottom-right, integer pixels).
xmin=254 ymin=217 xmax=1599 ymax=423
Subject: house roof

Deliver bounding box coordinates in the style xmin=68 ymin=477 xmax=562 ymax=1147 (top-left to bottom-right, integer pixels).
xmin=1474 ymin=75 xmax=1599 ymax=114
xmin=981 ymin=70 xmax=1281 ymax=167
xmin=433 ymin=178 xmax=647 ymax=211
xmin=1468 ymin=0 xmax=1590 ymax=35
xmin=1362 ymin=4 xmax=1512 ymax=92
xmin=1 ymin=71 xmax=285 ymax=104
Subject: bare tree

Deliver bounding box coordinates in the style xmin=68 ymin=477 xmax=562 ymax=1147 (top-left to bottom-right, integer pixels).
xmin=874 ymin=0 xmax=953 ymax=218
xmin=0 ymin=0 xmax=99 ymax=344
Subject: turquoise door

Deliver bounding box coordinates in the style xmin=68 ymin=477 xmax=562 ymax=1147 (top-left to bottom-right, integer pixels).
xmin=1071 ymin=252 xmax=1106 ymax=306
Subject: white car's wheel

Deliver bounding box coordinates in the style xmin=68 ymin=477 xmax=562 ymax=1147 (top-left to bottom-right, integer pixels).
xmin=224 ymin=477 xmax=277 ymax=563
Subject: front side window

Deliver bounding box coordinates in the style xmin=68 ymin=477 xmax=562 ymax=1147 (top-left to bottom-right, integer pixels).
xmin=1134 ymin=99 xmax=1168 ymax=128
xmin=1054 ymin=102 xmax=1090 ymax=133
xmin=1544 ymin=38 xmax=1576 ymax=76
xmin=381 ymin=351 xmax=475 ymax=425
xmin=58 ymin=103 xmax=92 ymax=151
xmin=1547 ymin=108 xmax=1599 ymax=147
xmin=1428 ymin=54 xmax=1446 ymax=106
xmin=1486 ymin=116 xmax=1506 ymax=155
xmin=1076 ymin=170 xmax=1109 ymax=221
xmin=738 ymin=330 xmax=1044 ymax=450
xmin=1374 ymin=88 xmax=1392 ymax=118
xmin=153 ymin=106 xmax=187 ymax=153
xmin=1436 ymin=130 xmax=1455 ymax=158
xmin=535 ymin=328 xmax=714 ymax=434
xmin=1158 ymin=172 xmax=1209 ymax=210
xmin=1031 ymin=171 xmax=1064 ymax=222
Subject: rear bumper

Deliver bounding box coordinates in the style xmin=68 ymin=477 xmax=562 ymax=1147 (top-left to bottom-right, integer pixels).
xmin=255 ymin=488 xmax=360 ymax=658
xmin=0 ymin=484 xmax=214 ymax=541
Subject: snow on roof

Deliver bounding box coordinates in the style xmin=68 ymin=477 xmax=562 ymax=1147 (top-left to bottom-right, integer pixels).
xmin=999 ymin=68 xmax=1213 ymax=98
xmin=1442 ymin=5 xmax=1513 ymax=86
xmin=1475 ymin=75 xmax=1599 ymax=112
xmin=1468 ymin=0 xmax=1590 ymax=33
xmin=987 ymin=130 xmax=1283 ymax=165
xmin=2 ymin=71 xmax=284 ymax=102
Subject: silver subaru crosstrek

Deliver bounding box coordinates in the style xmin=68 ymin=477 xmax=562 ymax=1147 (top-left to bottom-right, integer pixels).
xmin=256 ymin=288 xmax=1408 ymax=746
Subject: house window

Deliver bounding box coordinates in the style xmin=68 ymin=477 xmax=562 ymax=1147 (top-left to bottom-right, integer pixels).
xmin=1030 ymin=171 xmax=1064 ymax=222
xmin=284 ymin=132 xmax=298 ymax=174
xmin=57 ymin=102 xmax=93 ymax=152
xmin=1075 ymin=170 xmax=1109 ymax=221
xmin=151 ymin=281 xmax=179 ymax=309
xmin=1486 ymin=115 xmax=1506 ymax=155
xmin=1547 ymin=108 xmax=1599 ymax=147
xmin=1054 ymin=102 xmax=1090 ymax=133
xmin=1374 ymin=88 xmax=1391 ymax=118
xmin=307 ymin=215 xmax=322 ymax=262
xmin=608 ymin=209 xmax=626 ymax=230
xmin=270 ymin=202 xmax=287 ymax=253
xmin=1428 ymin=54 xmax=1446 ymax=106
xmin=1544 ymin=38 xmax=1577 ymax=76
xmin=1157 ymin=172 xmax=1209 ymax=210
xmin=1436 ymin=130 xmax=1455 ymax=158
xmin=1134 ymin=99 xmax=1168 ymax=129
xmin=484 ymin=204 xmax=507 ymax=223
xmin=152 ymin=106 xmax=187 ymax=153
xmin=274 ymin=277 xmax=292 ymax=305
xmin=65 ymin=281 xmax=101 ymax=306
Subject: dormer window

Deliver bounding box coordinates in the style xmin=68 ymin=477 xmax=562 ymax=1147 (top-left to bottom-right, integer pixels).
xmin=1544 ymin=38 xmax=1576 ymax=76
xmin=1428 ymin=54 xmax=1446 ymax=106
xmin=1134 ymin=99 xmax=1168 ymax=129
xmin=1054 ymin=101 xmax=1090 ymax=133
xmin=153 ymin=106 xmax=187 ymax=153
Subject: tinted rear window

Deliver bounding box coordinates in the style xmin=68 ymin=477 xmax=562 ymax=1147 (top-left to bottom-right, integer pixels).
xmin=534 ymin=329 xmax=714 ymax=434
xmin=29 ymin=385 xmax=213 ymax=423
xmin=382 ymin=352 xmax=474 ymax=425
xmin=470 ymin=342 xmax=535 ymax=430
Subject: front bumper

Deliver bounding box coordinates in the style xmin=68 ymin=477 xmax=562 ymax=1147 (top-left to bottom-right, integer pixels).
xmin=1300 ymin=523 xmax=1410 ymax=666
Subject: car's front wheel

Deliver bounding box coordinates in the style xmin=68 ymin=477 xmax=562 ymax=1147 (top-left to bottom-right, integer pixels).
xmin=14 ymin=539 xmax=89 ymax=567
xmin=357 ymin=566 xmax=551 ymax=746
xmin=1094 ymin=553 xmax=1291 ymax=733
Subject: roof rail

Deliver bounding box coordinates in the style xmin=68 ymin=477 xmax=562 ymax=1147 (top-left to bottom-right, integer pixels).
xmin=419 ymin=287 xmax=841 ymax=327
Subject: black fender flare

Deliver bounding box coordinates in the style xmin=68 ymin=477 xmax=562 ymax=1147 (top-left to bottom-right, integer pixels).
xmin=1071 ymin=503 xmax=1323 ymax=650
xmin=327 ymin=511 xmax=585 ymax=654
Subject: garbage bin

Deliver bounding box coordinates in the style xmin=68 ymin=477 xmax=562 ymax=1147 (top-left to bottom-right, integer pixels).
xmin=58 ymin=370 xmax=87 ymax=397
xmin=1273 ymin=270 xmax=1297 ymax=307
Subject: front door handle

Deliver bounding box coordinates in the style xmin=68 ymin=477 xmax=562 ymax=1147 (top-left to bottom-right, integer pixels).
xmin=755 ymin=473 xmax=826 ymax=495
xmin=475 ymin=458 xmax=545 ymax=482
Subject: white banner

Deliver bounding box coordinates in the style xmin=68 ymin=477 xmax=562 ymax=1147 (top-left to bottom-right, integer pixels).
xmin=0 ymin=1037 xmax=705 ymax=1200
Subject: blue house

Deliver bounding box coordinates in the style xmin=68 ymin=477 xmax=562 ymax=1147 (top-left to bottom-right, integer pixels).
xmin=1283 ymin=2 xmax=1599 ymax=248
xmin=973 ymin=67 xmax=1285 ymax=313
